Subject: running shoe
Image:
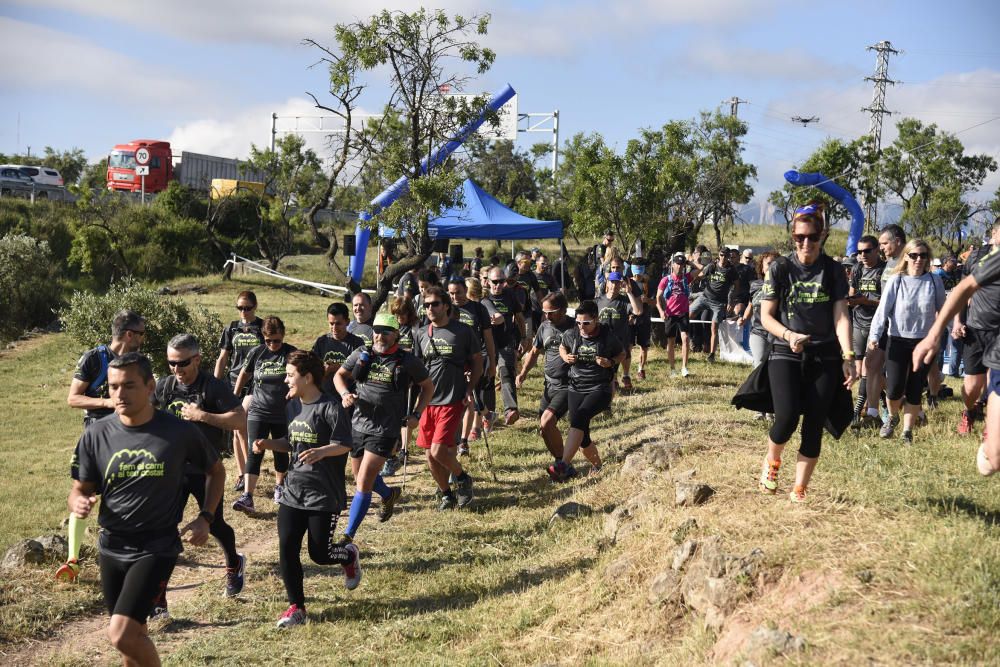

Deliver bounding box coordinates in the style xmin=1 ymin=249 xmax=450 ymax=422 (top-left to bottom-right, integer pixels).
xmin=916 ymin=412 xmax=928 ymax=427
xmin=482 ymin=411 xmax=496 ymax=434
xmin=621 ymin=375 xmax=633 ymax=392
xmin=225 ymin=553 xmax=246 ymax=597
xmin=149 ymin=592 xmax=169 ymax=621
xmin=547 ymin=460 xmax=567 ymax=482
xmin=276 ymin=604 xmax=306 ymax=628
xmin=588 ymin=463 xmax=603 ymax=477
xmin=273 ymin=485 xmax=285 ymax=503
xmin=681 ymin=367 xmax=690 ymax=377
xmin=901 ymin=429 xmax=913 ymax=445
xmin=753 ymin=412 xmax=767 ymax=421
xmin=927 ymin=394 xmax=939 ymax=410
xmin=233 ymin=476 xmax=245 ymax=492
xmin=458 ymin=441 xmax=470 ymax=457
xmin=469 ymin=428 xmax=481 ymax=442
xmin=381 ymin=455 xmax=402 ymax=477
xmin=342 ymin=544 xmax=362 ymax=590
xmin=55 ymin=558 xmax=80 ymax=582
xmin=504 ymin=409 xmax=520 ymax=426
xmin=707 ymin=353 xmax=716 ymax=363
xmin=879 ymin=415 xmax=899 ymax=439
xmin=437 ymin=491 xmax=457 ymax=511
xmin=637 ymin=368 xmax=646 ymax=381
xmin=455 ymin=474 xmax=474 ymax=508
xmin=788 ymin=485 xmax=808 ymax=503
xmin=957 ymin=409 xmax=973 ymax=435
xmin=977 ymin=443 xmax=996 ymax=476
xmin=379 ymin=487 xmax=402 ymax=523
xmin=759 ymin=459 xmax=780 ymax=494
xmin=232 ymin=492 xmax=255 ymax=514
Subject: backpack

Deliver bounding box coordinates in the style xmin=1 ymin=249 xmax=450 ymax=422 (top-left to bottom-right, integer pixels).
xmin=162 ymin=374 xmax=207 ymax=412
xmin=88 ymin=345 xmax=112 ymax=394
xmin=353 ymin=346 xmax=409 ymax=391
xmin=664 ymin=271 xmax=690 ymax=298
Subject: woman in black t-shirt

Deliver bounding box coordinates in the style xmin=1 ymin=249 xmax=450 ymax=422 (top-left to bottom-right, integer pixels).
xmin=214 ymin=290 xmax=264 ymax=489
xmin=758 ymin=202 xmax=856 ymax=503
xmin=251 ymin=351 xmax=358 ymax=628
xmin=549 ymin=300 xmax=626 ymax=481
xmin=232 ymin=316 xmax=297 ymax=514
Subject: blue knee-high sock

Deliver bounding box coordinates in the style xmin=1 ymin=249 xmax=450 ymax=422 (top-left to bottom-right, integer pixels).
xmin=372 ymin=474 xmax=392 ymax=501
xmin=346 ymin=491 xmax=372 ymax=538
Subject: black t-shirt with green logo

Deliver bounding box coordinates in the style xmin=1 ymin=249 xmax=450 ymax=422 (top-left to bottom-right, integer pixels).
xmin=967 ymin=245 xmax=1000 ymax=332
xmin=73 ymin=345 xmax=119 ymax=420
xmin=596 ymin=293 xmax=631 ymax=343
xmin=397 ymin=324 xmax=415 ymax=352
xmin=763 ymin=253 xmax=849 ymax=345
xmin=532 ymin=270 xmax=555 ymax=310
xmin=281 ymin=395 xmax=351 ymax=513
xmin=533 ymin=317 xmax=575 ymax=388
xmin=482 ymin=290 xmax=522 ymax=350
xmin=454 ymin=300 xmax=492 ymax=353
xmin=561 ymin=325 xmax=625 ymax=394
xmin=700 ymin=262 xmax=738 ymax=304
xmin=413 ymin=320 xmax=480 ymax=405
xmin=312 ymin=332 xmax=364 ymax=394
xmin=245 ymin=343 xmax=296 ymax=422
xmin=849 ymin=261 xmax=885 ymax=329
xmin=218 ymin=318 xmax=265 ymax=383
xmin=75 ymin=411 xmax=218 ymax=553
xmin=342 ymin=347 xmax=429 ymax=437
xmin=348 ymin=321 xmax=374 ymax=348
xmin=970 ymin=247 xmax=1000 ymax=370
xmin=153 ymin=370 xmax=241 ymax=453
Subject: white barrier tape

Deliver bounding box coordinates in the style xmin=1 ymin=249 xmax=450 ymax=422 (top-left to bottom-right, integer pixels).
xmin=224 ymin=255 xmax=377 ymax=297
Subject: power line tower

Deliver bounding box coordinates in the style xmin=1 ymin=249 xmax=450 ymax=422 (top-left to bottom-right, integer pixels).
xmin=861 ymin=40 xmax=899 ymax=231
xmin=723 ymin=96 xmax=748 ymax=119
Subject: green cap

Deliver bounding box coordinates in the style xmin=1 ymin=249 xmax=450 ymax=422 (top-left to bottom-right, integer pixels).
xmin=373 ymin=312 xmax=400 ymax=331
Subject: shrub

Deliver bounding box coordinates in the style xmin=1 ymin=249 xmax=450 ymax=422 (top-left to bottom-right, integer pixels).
xmin=61 ymin=278 xmax=223 ymax=375
xmin=0 ymin=233 xmax=63 ymax=341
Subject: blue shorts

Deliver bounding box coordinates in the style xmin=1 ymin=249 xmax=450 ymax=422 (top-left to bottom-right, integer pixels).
xmin=989 ymin=368 xmax=1000 ymax=398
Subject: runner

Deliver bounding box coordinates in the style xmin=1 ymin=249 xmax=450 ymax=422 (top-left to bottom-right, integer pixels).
xmin=846 ymin=236 xmax=886 ymax=428
xmin=214 ymin=291 xmax=264 ymax=489
xmin=954 ymin=219 xmax=1000 ymax=434
xmin=335 ymin=313 xmax=433 ymax=537
xmin=758 ymin=202 xmax=855 ymax=503
xmin=549 ymin=300 xmax=625 ymax=481
xmin=516 ymin=292 xmax=575 ymax=467
xmin=867 ymin=240 xmax=945 ymax=443
xmin=380 ymin=295 xmax=420 ymax=477
xmin=867 ymin=224 xmax=907 ymax=424
xmin=413 ymin=286 xmax=483 ymax=509
xmin=482 ymin=266 xmax=525 ymax=426
xmin=251 ymin=350 xmax=360 ymax=627
xmin=68 ymin=352 xmax=224 ymax=665
xmin=311 ymin=302 xmax=364 ymax=395
xmin=449 ymin=277 xmax=496 ymax=455
xmin=656 ymin=252 xmax=701 ymax=377
xmin=626 ymin=266 xmax=654 ymax=380
xmin=689 ymin=248 xmax=737 ymax=362
xmin=349 ymin=292 xmax=375 ymax=347
xmin=596 ymin=265 xmax=641 ymax=392
xmin=67 ymin=309 xmax=146 ymax=427
xmin=913 ymin=240 xmax=1000 ymax=475
xmin=232 ymin=316 xmax=296 ymax=513
xmin=153 ymin=334 xmax=247 ymax=609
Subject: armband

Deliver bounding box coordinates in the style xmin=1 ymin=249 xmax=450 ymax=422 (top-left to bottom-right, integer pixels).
xmin=198 ymin=510 xmax=215 ymax=525
xmin=842 ymin=350 xmax=856 ymax=360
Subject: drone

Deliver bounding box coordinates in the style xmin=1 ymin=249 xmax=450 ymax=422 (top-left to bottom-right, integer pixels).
xmin=791 ymin=116 xmax=820 ymax=126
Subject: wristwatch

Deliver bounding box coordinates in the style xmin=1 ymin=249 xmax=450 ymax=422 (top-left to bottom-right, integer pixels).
xmin=410 ymin=411 xmax=422 ymax=420
xmin=198 ymin=510 xmax=215 ymax=524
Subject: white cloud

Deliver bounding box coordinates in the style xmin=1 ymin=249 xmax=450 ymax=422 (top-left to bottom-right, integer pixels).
xmin=0 ymin=17 xmax=209 ymax=110
xmin=681 ymin=42 xmax=861 ymax=81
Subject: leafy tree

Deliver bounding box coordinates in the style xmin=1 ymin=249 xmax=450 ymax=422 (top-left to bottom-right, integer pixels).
xmin=0 ymin=147 xmax=88 ymax=184
xmin=881 ymin=118 xmax=996 ymax=253
xmin=0 ymin=233 xmax=62 ymax=340
xmin=76 ymin=160 xmax=109 ymax=194
xmin=244 ymin=134 xmax=326 ymax=269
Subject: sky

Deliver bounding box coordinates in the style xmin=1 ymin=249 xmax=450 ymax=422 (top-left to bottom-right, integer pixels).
xmin=2 ymin=0 xmax=999 ymax=211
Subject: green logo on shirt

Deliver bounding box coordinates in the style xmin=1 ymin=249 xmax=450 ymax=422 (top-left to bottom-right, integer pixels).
xmin=104 ymin=448 xmax=166 ymax=483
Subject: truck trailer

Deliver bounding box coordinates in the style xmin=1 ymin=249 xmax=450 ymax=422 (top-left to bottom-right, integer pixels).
xmin=106 ymin=140 xmax=267 ymax=194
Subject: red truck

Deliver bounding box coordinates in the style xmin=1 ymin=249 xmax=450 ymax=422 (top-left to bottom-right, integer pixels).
xmin=106 ymin=140 xmax=267 ymax=194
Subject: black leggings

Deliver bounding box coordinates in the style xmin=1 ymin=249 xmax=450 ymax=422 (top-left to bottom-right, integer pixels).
xmin=886 ymin=336 xmax=927 ymax=405
xmin=277 ymin=503 xmax=352 ymax=607
xmin=768 ymin=351 xmax=843 ymax=459
xmin=99 ymin=552 xmax=177 ymax=623
xmin=245 ymin=420 xmax=289 ymax=476
xmin=568 ymin=389 xmax=611 ymax=448
xmin=181 ymin=474 xmax=240 ymax=569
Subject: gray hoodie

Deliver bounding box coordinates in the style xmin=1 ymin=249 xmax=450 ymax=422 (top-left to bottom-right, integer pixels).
xmin=868 ymin=271 xmax=945 ymax=341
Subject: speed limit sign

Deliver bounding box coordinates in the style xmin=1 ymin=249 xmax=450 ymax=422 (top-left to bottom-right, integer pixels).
xmin=135 ymin=148 xmax=151 ymax=166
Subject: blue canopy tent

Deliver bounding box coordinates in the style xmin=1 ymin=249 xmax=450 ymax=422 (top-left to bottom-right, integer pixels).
xmin=380 ymin=178 xmax=562 ymax=240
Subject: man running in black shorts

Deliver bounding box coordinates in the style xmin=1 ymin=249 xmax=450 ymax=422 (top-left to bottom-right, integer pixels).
xmin=516 ymin=293 xmax=574 ymax=470
xmin=153 ymin=334 xmax=247 ymax=608
xmin=68 ymin=352 xmax=224 ymax=666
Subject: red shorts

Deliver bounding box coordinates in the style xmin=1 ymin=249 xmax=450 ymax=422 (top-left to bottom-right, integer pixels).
xmin=416 ymin=401 xmax=465 ymax=449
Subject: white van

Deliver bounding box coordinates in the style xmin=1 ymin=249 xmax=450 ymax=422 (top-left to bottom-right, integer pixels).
xmin=0 ymin=164 xmax=64 ymax=186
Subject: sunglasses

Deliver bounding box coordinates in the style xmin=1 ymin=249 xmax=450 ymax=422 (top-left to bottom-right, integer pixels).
xmin=167 ymin=357 xmax=196 ymax=368
xmin=265 ymin=338 xmax=283 ymax=345
xmin=576 ymin=320 xmax=594 ymax=327
xmin=792 ymin=233 xmax=822 ymax=244
xmin=908 ymin=252 xmax=929 ymax=260
xmin=542 ymin=309 xmax=563 ymax=315
xmin=236 ymin=305 xmax=255 ymax=311
xmin=857 ymin=248 xmax=875 ymax=255
xmin=373 ymin=326 xmax=396 ymax=335
xmin=489 ymin=279 xmax=505 ymax=285
xmin=423 ymin=301 xmax=443 ymax=309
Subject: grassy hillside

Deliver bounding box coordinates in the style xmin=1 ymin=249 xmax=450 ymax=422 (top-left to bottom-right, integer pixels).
xmin=0 ymin=275 xmax=996 ymax=665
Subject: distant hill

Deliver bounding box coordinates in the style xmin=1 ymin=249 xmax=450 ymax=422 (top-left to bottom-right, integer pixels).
xmin=734 ymin=200 xmax=903 ymax=228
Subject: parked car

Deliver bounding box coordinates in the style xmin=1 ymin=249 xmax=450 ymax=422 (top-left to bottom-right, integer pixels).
xmin=0 ymin=167 xmax=37 ymax=197
xmin=18 ymin=165 xmax=64 ymax=186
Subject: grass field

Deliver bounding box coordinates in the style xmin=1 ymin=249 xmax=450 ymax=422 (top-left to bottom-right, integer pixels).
xmin=0 ymin=273 xmax=997 ymax=665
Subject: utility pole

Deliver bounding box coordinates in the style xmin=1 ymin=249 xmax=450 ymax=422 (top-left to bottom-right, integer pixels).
xmin=717 ymin=98 xmax=748 ymax=246
xmin=862 ymin=40 xmax=899 ymax=231
xmin=724 ymin=97 xmax=748 ymax=119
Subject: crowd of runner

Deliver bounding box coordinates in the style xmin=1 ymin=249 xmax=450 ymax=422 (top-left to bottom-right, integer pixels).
xmin=60 ymin=211 xmax=1000 ymax=664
